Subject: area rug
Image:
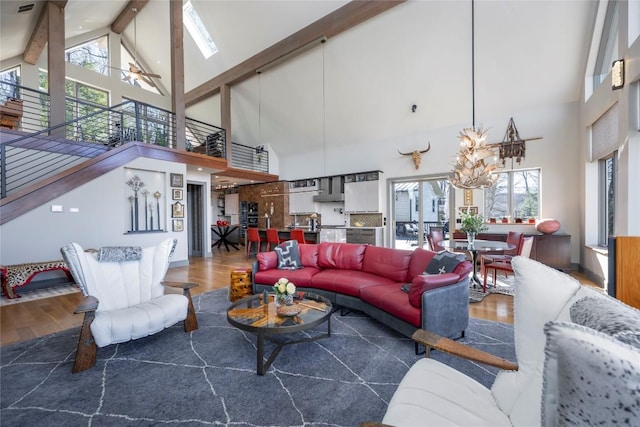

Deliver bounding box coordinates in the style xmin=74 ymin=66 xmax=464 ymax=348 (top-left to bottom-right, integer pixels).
xmin=0 ymin=283 xmax=79 ymax=306
xmin=1 ymin=288 xmax=514 ymax=426
xmin=469 ymin=274 xmax=516 ymax=303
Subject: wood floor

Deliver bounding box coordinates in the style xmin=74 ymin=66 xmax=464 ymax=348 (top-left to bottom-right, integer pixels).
xmin=0 ymin=247 xmax=598 ymax=347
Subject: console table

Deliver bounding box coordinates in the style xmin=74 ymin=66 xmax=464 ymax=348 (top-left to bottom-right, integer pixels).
xmin=452 ymin=232 xmax=571 ymax=270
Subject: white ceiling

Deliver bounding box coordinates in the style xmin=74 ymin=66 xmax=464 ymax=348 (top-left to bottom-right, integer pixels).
xmin=0 ymin=0 xmax=598 ymax=186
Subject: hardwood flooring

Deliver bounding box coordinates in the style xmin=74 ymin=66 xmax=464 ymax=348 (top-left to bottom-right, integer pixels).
xmin=0 ymin=248 xmax=599 ymax=347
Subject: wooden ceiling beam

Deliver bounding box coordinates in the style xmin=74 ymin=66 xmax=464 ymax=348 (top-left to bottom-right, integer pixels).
xmin=111 ymin=0 xmax=149 ymax=34
xmin=23 ymin=1 xmax=69 ymax=65
xmin=185 ymin=0 xmax=405 ymax=106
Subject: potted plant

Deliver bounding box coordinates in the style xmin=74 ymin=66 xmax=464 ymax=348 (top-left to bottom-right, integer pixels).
xmin=460 ymin=210 xmax=488 ymax=244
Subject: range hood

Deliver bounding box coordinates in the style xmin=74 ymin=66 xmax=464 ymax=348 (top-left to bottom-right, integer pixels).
xmin=313 ymin=177 xmax=344 ymax=202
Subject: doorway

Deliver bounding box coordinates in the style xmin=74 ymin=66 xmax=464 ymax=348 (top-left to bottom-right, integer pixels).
xmin=390 ymin=176 xmax=453 ymax=250
xmin=187 ymin=183 xmax=205 ymax=257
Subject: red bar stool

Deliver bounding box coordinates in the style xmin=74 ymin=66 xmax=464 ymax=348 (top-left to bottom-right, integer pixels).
xmin=266 ymin=228 xmax=281 ymax=250
xmin=246 ymin=228 xmax=262 ymax=259
xmin=289 ymin=229 xmax=306 ymax=244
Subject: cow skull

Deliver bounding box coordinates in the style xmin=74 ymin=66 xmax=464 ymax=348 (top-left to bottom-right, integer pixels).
xmin=398 ymin=143 xmax=431 ymax=169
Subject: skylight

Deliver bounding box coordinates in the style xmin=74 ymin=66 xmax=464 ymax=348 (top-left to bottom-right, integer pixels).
xmin=183 ymin=0 xmax=218 ymax=59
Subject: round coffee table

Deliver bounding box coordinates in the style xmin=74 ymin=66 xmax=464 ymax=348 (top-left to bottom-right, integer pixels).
xmin=227 ymin=292 xmax=332 ymax=375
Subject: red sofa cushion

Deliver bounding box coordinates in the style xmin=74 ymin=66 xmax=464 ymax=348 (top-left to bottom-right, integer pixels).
xmin=257 ymin=252 xmax=278 ymax=270
xmin=254 ymin=267 xmax=320 ymax=288
xmin=311 ymin=269 xmax=396 ymax=297
xmin=317 ymin=242 xmax=366 ymax=270
xmin=362 ymin=246 xmax=413 ymax=282
xmin=408 ymin=273 xmax=461 ymax=308
xmin=360 ymin=284 xmax=421 ymax=327
xmin=406 ymin=248 xmax=437 ymax=281
xmin=298 ymin=244 xmax=319 ymax=268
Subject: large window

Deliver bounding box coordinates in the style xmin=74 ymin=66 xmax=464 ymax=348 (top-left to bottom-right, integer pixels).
xmin=122 ymin=99 xmax=172 ymax=147
xmin=599 ymin=153 xmax=616 ymax=246
xmin=593 ymin=1 xmax=619 ymax=91
xmin=484 ymin=169 xmax=540 ymax=221
xmin=0 ymin=66 xmax=21 ymax=101
xmin=65 ymin=36 xmax=109 ymax=76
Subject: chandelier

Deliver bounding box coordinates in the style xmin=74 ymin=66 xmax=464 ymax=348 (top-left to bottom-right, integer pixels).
xmin=488 ymin=117 xmax=542 ymax=167
xmin=451 ymin=127 xmax=500 ymax=189
xmin=450 ymin=0 xmax=501 ymax=190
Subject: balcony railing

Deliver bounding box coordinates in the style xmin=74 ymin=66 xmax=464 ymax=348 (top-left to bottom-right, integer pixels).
xmin=1 ymin=82 xmax=270 ymax=197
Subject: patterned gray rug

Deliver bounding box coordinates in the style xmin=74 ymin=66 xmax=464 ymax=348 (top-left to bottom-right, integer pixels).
xmin=1 ymin=289 xmax=514 ymax=426
xmin=470 ymin=274 xmax=516 ymax=303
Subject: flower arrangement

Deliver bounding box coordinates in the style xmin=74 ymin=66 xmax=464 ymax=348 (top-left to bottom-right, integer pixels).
xmin=274 ymin=278 xmax=296 ymax=297
xmin=459 ymin=210 xmax=488 ymax=234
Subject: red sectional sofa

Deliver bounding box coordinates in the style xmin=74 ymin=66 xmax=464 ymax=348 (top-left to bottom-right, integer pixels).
xmin=251 ymin=242 xmax=473 ymax=340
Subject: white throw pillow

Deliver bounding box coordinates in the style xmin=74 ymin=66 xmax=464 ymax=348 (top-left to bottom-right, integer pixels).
xmin=491 ymin=257 xmax=581 ymax=426
xmin=541 ymin=321 xmax=640 ymax=427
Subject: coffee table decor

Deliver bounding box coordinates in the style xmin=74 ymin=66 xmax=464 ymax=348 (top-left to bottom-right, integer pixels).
xmin=273 ymin=277 xmax=297 ymax=316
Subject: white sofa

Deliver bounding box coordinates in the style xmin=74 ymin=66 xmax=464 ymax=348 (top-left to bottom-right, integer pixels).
xmin=379 ymin=257 xmax=640 ymax=426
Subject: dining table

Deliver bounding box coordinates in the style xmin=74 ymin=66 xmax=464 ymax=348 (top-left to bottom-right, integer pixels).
xmin=211 ymin=224 xmax=240 ymax=251
xmin=440 ymin=239 xmax=516 ymax=288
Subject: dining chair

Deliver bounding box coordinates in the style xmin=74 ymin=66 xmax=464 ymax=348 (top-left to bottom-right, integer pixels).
xmin=289 ymin=228 xmax=306 ymax=244
xmin=246 ymin=228 xmax=262 ymax=259
xmin=483 ymin=236 xmax=534 ymax=292
xmin=480 ymin=231 xmax=524 ymax=273
xmin=426 ymin=227 xmax=445 ymax=251
xmin=266 ymin=228 xmax=281 ymax=250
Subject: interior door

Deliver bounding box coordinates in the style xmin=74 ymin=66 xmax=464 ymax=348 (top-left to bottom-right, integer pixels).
xmin=187 ymin=183 xmax=204 ymax=257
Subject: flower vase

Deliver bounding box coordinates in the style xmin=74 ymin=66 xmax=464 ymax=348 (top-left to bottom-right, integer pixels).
xmin=275 ymin=293 xmax=293 ymax=308
xmin=466 ymin=232 xmax=476 ymax=245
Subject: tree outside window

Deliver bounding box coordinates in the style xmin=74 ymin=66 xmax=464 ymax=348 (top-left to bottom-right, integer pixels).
xmin=484 ymin=169 xmax=540 ymax=222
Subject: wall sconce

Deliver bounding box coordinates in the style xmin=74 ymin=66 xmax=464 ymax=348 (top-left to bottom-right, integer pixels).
xmin=612 ymin=59 xmax=624 ymax=90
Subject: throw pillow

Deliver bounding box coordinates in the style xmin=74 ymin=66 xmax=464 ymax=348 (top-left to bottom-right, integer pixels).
xmin=275 ymin=240 xmax=302 ymax=270
xmin=570 ymin=295 xmax=640 ymax=348
xmin=541 ymin=321 xmax=640 ymax=427
xmin=424 ymin=251 xmax=466 ymax=274
xmin=97 ymin=246 xmax=142 ymax=262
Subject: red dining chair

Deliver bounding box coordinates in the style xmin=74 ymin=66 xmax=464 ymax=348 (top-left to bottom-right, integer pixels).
xmin=289 ymin=229 xmax=306 ymax=244
xmin=426 ymin=228 xmax=445 ymax=251
xmin=266 ymin=228 xmax=281 ymax=250
xmin=483 ymin=236 xmax=534 ymax=292
xmin=480 ymin=231 xmax=524 ymax=273
xmin=246 ymin=228 xmax=262 ymax=259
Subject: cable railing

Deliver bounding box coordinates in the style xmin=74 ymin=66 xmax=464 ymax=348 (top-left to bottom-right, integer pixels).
xmin=1 ymin=82 xmax=270 ymax=198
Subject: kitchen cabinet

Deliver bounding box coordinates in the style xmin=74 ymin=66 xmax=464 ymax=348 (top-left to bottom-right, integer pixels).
xmin=344 ymin=180 xmax=383 ymax=212
xmin=346 ymin=227 xmax=384 ymax=246
xmin=289 ymin=186 xmax=317 ymax=214
xmin=225 ymin=193 xmax=239 ymax=215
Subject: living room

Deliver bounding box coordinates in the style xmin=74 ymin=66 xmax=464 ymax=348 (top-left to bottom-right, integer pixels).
xmin=0 ymin=1 xmax=639 ymax=424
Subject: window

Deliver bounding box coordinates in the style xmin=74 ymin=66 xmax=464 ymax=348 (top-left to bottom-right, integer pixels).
xmin=122 ymin=99 xmax=172 ymax=147
xmin=0 ymin=66 xmax=21 ymax=100
xmin=183 ymin=0 xmax=218 ymax=59
xmin=593 ymin=1 xmax=619 ymax=91
xmin=65 ymin=36 xmax=109 ymax=76
xmin=599 ymin=153 xmax=616 ymax=246
xmin=484 ymin=169 xmax=540 ymax=221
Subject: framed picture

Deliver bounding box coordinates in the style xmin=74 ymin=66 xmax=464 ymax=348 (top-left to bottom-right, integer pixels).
xmin=459 ymin=206 xmax=478 ymax=215
xmin=170 ymin=173 xmax=183 ymax=188
xmin=463 ymin=189 xmax=473 ymax=206
xmin=172 ymin=219 xmax=184 ymax=232
xmin=172 ymin=189 xmax=183 ymax=200
xmin=172 ymin=201 xmax=184 ymax=218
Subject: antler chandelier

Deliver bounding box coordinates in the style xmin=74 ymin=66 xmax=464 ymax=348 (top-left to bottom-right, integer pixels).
xmin=451 ymin=127 xmax=499 ymax=189
xmin=450 ymin=0 xmax=501 ymax=190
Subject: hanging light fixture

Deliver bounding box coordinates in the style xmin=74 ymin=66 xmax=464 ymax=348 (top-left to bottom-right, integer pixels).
xmin=451 ymin=0 xmax=500 ymax=190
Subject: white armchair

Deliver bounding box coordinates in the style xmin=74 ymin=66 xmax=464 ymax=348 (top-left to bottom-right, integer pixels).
xmin=61 ymin=238 xmax=198 ymax=373
xmin=374 ymin=257 xmax=640 ymax=426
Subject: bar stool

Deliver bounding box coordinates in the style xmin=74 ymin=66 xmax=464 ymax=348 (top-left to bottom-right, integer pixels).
xmin=289 ymin=229 xmax=306 ymax=244
xmin=246 ymin=228 xmax=262 ymax=259
xmin=266 ymin=228 xmax=281 ymax=250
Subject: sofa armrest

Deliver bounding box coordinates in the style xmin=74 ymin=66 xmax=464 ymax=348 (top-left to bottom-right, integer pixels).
xmin=413 ymin=329 xmax=518 ymax=371
xmin=409 ymin=273 xmax=461 ymax=307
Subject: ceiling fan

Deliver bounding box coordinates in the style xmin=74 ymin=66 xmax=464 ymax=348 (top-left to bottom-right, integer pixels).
xmin=113 ymin=7 xmax=161 ymax=87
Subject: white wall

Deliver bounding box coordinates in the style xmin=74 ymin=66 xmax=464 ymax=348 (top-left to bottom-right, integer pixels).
xmin=0 ymin=158 xmax=190 ymax=266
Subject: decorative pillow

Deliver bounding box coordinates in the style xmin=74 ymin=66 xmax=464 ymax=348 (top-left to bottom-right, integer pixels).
xmin=541 ymin=321 xmax=640 ymax=427
xmin=424 ymin=251 xmax=466 ymax=274
xmin=570 ymin=295 xmax=640 ymax=346
xmin=275 ymin=240 xmax=302 ymax=270
xmin=97 ymin=246 xmax=142 ymax=262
